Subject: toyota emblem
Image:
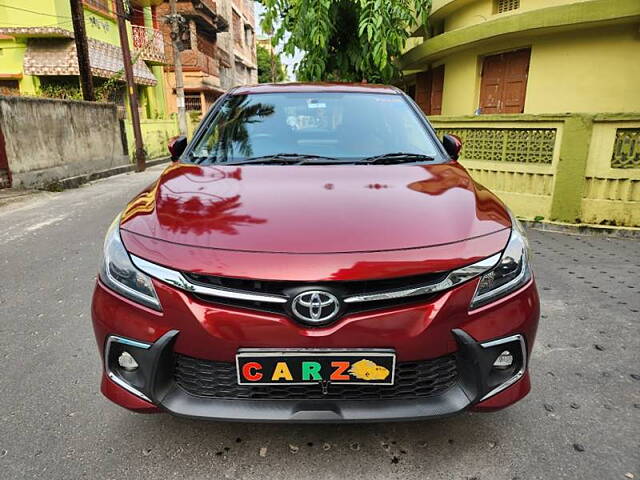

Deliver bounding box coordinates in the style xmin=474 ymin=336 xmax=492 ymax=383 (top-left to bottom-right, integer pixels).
xmin=291 ymin=290 xmax=340 ymax=324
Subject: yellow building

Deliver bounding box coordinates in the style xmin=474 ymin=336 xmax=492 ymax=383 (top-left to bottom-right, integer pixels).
xmin=401 ymin=0 xmax=640 ymax=227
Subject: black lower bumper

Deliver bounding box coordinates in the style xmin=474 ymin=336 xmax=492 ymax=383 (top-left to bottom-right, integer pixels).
xmin=104 ymin=329 xmax=527 ymax=423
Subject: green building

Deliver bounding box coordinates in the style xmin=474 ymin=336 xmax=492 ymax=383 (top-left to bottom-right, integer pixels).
xmin=0 ymin=0 xmax=169 ymax=117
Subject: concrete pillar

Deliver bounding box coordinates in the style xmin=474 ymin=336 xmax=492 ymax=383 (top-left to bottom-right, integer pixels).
xmin=549 ymin=114 xmax=594 ymax=222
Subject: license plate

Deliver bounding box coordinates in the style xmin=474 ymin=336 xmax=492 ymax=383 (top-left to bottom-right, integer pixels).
xmin=236 ymin=349 xmax=396 ymax=386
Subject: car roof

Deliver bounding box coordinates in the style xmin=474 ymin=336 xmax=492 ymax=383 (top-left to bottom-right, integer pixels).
xmin=230 ymin=82 xmax=402 ymax=95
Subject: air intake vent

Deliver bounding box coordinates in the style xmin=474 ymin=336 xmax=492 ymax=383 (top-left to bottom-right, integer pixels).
xmin=496 ymin=0 xmax=520 ymax=14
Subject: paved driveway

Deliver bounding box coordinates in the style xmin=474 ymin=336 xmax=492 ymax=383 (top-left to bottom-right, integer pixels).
xmin=1 ymin=165 xmax=638 ymax=479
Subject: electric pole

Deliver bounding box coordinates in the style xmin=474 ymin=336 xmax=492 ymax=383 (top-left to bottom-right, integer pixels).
xmin=114 ymin=0 xmax=146 ymax=172
xmin=168 ymin=0 xmax=188 ymax=136
xmin=69 ymin=0 xmax=94 ymax=101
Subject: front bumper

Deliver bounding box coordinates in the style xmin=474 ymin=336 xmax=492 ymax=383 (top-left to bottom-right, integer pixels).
xmin=92 ymin=274 xmax=539 ymax=422
xmin=100 ymin=328 xmax=531 ymax=423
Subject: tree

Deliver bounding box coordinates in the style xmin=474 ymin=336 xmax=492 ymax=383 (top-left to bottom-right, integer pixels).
xmin=257 ymin=45 xmax=287 ymax=83
xmin=260 ymin=0 xmax=430 ymax=83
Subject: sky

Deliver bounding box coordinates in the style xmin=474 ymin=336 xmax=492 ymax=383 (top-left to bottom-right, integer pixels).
xmin=254 ymin=2 xmax=303 ymax=81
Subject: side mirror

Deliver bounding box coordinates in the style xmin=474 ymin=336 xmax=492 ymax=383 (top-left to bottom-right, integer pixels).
xmin=442 ymin=134 xmax=462 ymax=161
xmin=168 ymin=135 xmax=187 ymax=161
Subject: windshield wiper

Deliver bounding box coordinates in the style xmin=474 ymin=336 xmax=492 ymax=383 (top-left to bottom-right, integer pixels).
xmin=360 ymin=152 xmax=436 ymax=164
xmin=226 ymin=153 xmax=342 ymax=165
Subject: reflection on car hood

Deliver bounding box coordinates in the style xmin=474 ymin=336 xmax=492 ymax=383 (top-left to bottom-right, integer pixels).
xmin=119 ymin=162 xmax=510 ymax=254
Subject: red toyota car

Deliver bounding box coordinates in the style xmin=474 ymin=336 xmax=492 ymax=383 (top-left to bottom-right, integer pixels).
xmin=91 ymin=83 xmax=539 ymax=422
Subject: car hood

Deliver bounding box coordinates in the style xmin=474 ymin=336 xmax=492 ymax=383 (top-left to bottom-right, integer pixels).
xmin=120 ymin=162 xmax=510 ymax=254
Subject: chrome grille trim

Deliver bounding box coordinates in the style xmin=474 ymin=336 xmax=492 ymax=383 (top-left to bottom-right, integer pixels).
xmin=342 ymin=253 xmax=501 ymax=303
xmin=131 ymin=253 xmax=501 ymax=306
xmin=130 ymin=255 xmax=289 ymax=304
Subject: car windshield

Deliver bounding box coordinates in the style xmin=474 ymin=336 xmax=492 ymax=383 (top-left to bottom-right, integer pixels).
xmin=187 ymin=92 xmax=444 ymax=164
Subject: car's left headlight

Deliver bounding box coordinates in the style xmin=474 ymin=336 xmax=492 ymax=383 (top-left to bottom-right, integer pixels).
xmin=99 ymin=214 xmax=162 ymax=311
xmin=470 ymin=212 xmax=532 ymax=309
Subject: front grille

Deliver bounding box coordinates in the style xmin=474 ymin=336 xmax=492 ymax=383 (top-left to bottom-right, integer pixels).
xmin=185 ymin=270 xmax=448 ymax=317
xmin=173 ymin=353 xmax=458 ymax=401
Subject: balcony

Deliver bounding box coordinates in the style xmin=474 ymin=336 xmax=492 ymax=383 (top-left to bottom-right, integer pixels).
xmin=132 ymin=25 xmax=167 ymax=64
xmin=157 ymin=0 xmax=228 ymax=35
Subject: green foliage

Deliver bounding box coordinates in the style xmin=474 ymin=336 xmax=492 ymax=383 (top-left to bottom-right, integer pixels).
xmin=37 ymin=75 xmax=125 ymax=103
xmin=38 ymin=77 xmax=83 ymax=100
xmin=260 ymin=0 xmax=430 ymax=83
xmin=257 ymin=45 xmax=287 ymax=83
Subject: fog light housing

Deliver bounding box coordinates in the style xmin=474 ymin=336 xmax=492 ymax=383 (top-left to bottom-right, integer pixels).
xmin=118 ymin=351 xmax=139 ymax=371
xmin=493 ymin=350 xmax=514 ymax=369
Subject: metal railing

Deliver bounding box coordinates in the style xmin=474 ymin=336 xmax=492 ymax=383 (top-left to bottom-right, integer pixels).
xmin=132 ymin=25 xmax=166 ymax=63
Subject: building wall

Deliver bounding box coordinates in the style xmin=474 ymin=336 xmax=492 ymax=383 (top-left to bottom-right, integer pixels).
xmin=436 ymin=23 xmax=640 ymax=116
xmin=216 ymin=0 xmax=258 ymax=87
xmin=441 ymin=0 xmax=594 ymax=32
xmin=431 ymin=0 xmax=592 ymax=27
xmin=0 ymin=95 xmax=127 ymax=188
xmin=158 ymin=0 xmax=257 ymax=117
xmin=524 ymin=25 xmax=640 ymax=114
xmin=405 ymin=0 xmax=640 ymax=116
xmin=0 ymin=0 xmax=70 ymax=29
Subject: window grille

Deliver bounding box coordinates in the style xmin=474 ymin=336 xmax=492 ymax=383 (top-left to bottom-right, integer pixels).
xmin=83 ymin=0 xmax=112 ymax=13
xmin=185 ymin=94 xmax=202 ymax=112
xmin=435 ymin=128 xmax=556 ymax=164
xmin=611 ymin=129 xmax=640 ymax=169
xmin=496 ymin=0 xmax=519 ymax=13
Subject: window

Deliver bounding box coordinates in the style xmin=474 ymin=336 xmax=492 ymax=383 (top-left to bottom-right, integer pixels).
xmin=0 ymin=80 xmax=19 ymax=96
xmin=83 ymin=0 xmax=112 ymax=14
xmin=479 ymin=48 xmax=530 ymax=114
xmin=189 ymin=92 xmax=445 ymax=164
xmin=185 ymin=93 xmax=202 ymax=112
xmin=495 ymin=0 xmax=520 ymax=14
xmin=197 ymin=34 xmax=216 ymax=59
xmin=233 ymin=12 xmax=242 ymax=47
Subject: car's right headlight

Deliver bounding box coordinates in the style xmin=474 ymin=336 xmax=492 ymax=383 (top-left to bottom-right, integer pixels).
xmin=470 ymin=213 xmax=532 ymax=309
xmin=99 ymin=214 xmax=162 ymax=311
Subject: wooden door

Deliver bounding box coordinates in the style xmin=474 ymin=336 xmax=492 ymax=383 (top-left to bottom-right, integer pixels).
xmin=415 ymin=71 xmax=432 ymax=114
xmin=415 ymin=65 xmax=445 ymax=115
xmin=479 ymin=49 xmax=530 ymax=114
xmin=430 ymin=65 xmax=444 ymax=115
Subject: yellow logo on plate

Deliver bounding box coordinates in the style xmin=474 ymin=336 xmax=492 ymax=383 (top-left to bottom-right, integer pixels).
xmin=349 ymin=359 xmax=390 ymax=381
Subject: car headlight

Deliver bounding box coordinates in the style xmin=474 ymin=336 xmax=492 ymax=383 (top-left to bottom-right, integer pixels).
xmin=99 ymin=214 xmax=162 ymax=311
xmin=470 ymin=212 xmax=532 ymax=309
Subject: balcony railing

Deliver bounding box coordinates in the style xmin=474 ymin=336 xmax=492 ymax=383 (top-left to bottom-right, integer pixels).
xmin=132 ymin=25 xmax=166 ymax=64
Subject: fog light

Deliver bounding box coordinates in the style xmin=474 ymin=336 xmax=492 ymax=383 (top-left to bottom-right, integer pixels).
xmin=493 ymin=350 xmax=513 ymax=369
xmin=118 ymin=351 xmax=139 ymax=371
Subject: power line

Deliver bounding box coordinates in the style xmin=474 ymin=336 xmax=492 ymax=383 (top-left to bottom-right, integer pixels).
xmin=0 ymin=2 xmax=150 ymax=21
xmin=0 ymin=19 xmax=73 ymax=27
xmin=0 ymin=3 xmax=71 ymax=19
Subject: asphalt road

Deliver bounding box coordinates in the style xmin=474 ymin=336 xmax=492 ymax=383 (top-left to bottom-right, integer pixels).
xmin=1 ymin=165 xmax=638 ymax=480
